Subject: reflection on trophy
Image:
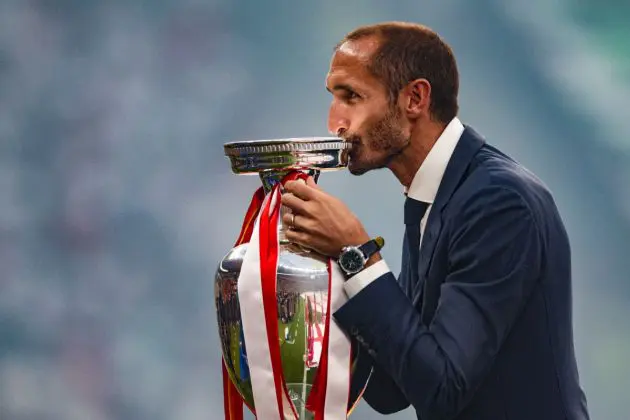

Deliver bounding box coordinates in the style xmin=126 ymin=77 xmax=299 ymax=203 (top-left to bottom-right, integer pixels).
xmin=215 ymin=138 xmax=369 ymax=419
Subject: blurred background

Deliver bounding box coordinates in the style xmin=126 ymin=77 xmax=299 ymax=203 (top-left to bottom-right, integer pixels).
xmin=1 ymin=0 xmax=628 ymax=419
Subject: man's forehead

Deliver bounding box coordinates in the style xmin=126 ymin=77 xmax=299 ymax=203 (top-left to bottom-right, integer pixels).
xmin=326 ymin=37 xmax=380 ymax=83
xmin=336 ymin=36 xmax=380 ymax=59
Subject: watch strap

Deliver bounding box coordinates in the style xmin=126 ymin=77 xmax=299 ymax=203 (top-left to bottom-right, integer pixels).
xmin=358 ymin=236 xmax=385 ymax=259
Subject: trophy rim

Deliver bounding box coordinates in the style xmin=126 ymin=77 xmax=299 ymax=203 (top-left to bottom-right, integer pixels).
xmin=223 ymin=136 xmax=351 ymax=174
xmin=223 ymin=137 xmax=350 ymax=156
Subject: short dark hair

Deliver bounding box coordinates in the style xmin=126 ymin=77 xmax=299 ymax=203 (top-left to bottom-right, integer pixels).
xmin=336 ymin=22 xmax=459 ymax=123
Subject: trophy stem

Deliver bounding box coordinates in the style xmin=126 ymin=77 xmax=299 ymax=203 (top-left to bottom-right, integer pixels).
xmin=258 ymin=169 xmax=320 ymax=194
xmin=259 ymin=169 xmax=320 ymax=246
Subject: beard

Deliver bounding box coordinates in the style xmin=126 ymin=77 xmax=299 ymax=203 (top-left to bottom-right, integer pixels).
xmin=345 ymin=107 xmax=409 ymax=175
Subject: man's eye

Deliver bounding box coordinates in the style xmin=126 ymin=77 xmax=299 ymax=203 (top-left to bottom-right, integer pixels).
xmin=343 ymin=91 xmax=360 ymax=102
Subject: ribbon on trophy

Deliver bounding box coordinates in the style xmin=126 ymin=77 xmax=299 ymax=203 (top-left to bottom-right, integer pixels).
xmin=224 ymin=185 xmax=265 ymax=420
xmin=223 ymin=171 xmax=353 ymax=420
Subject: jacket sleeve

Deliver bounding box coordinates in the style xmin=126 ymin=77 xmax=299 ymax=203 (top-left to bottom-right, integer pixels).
xmin=361 ymin=360 xmax=411 ymax=414
xmin=333 ymin=186 xmax=543 ymax=419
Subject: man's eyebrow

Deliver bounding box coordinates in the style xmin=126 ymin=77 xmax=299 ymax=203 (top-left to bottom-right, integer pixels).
xmin=326 ymin=83 xmax=356 ymax=94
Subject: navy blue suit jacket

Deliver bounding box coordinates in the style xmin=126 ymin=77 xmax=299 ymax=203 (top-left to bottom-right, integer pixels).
xmin=334 ymin=126 xmax=590 ymax=419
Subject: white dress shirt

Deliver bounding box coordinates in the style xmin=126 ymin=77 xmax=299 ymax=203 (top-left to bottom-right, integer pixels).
xmin=343 ymin=117 xmax=465 ymax=298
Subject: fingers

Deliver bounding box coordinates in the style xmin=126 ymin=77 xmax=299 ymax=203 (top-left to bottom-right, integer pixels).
xmin=285 ymin=228 xmax=334 ymax=257
xmin=306 ymin=176 xmax=320 ymax=190
xmin=282 ymin=212 xmax=315 ymax=232
xmin=284 ymin=228 xmax=310 ymax=246
xmin=282 ymin=177 xmax=323 ymax=215
xmin=281 ymin=193 xmax=309 ymax=214
xmin=284 ymin=179 xmax=319 ymax=201
xmin=282 ymin=212 xmax=295 ymax=229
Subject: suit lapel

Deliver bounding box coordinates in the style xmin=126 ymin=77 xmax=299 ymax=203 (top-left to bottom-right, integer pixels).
xmin=412 ymin=126 xmax=486 ymax=309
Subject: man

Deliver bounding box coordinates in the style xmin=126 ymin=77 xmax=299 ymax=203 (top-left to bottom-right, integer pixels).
xmin=281 ymin=22 xmax=590 ymax=419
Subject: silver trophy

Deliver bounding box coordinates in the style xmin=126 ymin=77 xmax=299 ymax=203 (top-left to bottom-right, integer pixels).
xmin=215 ymin=138 xmax=370 ymax=419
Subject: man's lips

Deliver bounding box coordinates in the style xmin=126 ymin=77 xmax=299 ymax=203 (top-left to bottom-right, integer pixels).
xmin=340 ymin=141 xmax=357 ymax=165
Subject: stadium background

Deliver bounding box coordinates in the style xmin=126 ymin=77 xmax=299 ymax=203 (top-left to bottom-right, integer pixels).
xmin=1 ymin=1 xmax=629 ymax=419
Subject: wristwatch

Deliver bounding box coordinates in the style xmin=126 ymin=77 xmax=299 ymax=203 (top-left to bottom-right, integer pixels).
xmin=338 ymin=236 xmax=385 ymax=276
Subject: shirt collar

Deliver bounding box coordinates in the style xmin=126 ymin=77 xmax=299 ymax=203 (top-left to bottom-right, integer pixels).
xmin=405 ymin=117 xmax=465 ymax=204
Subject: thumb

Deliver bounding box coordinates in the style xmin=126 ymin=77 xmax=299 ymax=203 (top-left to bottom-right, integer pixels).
xmin=306 ymin=176 xmax=320 ymax=189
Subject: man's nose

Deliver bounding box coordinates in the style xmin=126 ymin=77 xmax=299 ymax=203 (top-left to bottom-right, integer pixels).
xmin=328 ymin=106 xmax=349 ymax=137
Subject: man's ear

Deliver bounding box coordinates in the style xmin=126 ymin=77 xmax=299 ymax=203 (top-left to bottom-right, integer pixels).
xmin=403 ymin=78 xmax=431 ymax=118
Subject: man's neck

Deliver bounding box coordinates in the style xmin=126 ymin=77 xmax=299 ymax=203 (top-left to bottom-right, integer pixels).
xmin=388 ymin=120 xmax=448 ymax=188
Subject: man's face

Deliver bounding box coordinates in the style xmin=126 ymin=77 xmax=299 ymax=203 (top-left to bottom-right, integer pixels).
xmin=326 ymin=38 xmax=410 ymax=175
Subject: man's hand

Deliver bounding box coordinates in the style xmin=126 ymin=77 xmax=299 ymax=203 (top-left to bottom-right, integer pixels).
xmin=281 ymin=177 xmax=371 ymax=258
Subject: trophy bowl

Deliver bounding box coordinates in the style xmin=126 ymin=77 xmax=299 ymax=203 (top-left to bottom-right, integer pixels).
xmin=215 ymin=138 xmax=370 ymax=419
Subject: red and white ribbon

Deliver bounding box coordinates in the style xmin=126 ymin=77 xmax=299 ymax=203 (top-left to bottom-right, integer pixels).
xmin=320 ymin=261 xmax=352 ymax=420
xmin=238 ymin=187 xmax=297 ymax=419
xmin=223 ymin=186 xmax=265 ymax=420
xmin=233 ymin=173 xmax=353 ymax=420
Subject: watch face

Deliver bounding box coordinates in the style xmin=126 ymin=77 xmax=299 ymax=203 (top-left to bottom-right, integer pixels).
xmin=340 ymin=248 xmax=365 ymax=274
